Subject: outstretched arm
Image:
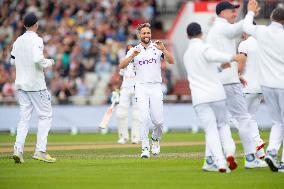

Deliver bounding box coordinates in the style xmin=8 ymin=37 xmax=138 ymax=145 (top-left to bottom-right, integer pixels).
xmin=243 ymin=0 xmax=260 ymax=37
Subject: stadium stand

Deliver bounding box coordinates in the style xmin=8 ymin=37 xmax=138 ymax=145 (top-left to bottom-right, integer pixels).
xmin=0 ymin=0 xmax=163 ymax=105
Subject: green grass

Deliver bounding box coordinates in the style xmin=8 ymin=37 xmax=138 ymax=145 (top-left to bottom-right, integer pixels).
xmin=0 ymin=131 xmax=283 ymax=189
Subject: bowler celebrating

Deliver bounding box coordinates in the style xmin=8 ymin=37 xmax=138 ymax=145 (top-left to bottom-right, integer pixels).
xmin=119 ymin=23 xmax=174 ymax=158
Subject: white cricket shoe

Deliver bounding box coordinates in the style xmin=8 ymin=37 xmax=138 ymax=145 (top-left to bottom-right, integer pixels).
xmin=264 ymin=154 xmax=278 ymax=172
xmin=141 ymin=147 xmax=150 ymax=159
xmin=245 ymin=158 xmax=267 ymax=169
xmin=117 ymin=138 xmax=128 ymax=144
xmin=13 ymin=148 xmax=24 ymax=164
xmin=278 ymin=162 xmax=284 ymax=173
xmin=202 ymin=157 xmax=218 ymax=172
xmin=216 ymin=159 xmax=231 ymax=173
xmin=151 ymin=138 xmax=160 ymax=156
xmin=33 ymin=151 xmax=56 ymax=163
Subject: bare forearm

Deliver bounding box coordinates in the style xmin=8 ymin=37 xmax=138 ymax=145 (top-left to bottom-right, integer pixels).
xmin=119 ymin=55 xmax=134 ymax=69
xmin=237 ymin=60 xmax=246 ymax=73
xmin=162 ymin=49 xmax=174 ymax=64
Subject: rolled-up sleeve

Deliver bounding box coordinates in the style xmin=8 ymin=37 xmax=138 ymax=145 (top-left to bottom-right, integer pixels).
xmin=238 ymin=41 xmax=248 ymax=54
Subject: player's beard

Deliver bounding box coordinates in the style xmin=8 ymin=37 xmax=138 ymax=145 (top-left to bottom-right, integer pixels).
xmin=141 ymin=37 xmax=151 ymax=44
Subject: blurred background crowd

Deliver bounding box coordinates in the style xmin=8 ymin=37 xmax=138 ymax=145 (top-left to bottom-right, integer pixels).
xmin=0 ymin=0 xmax=176 ymax=105
xmin=0 ymin=0 xmax=282 ymax=105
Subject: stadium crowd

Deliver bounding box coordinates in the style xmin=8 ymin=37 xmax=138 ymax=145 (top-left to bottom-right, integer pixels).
xmin=0 ymin=0 xmax=174 ymax=105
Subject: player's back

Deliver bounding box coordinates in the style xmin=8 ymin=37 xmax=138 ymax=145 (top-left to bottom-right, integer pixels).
xmin=12 ymin=31 xmax=46 ymax=91
xmin=255 ymin=24 xmax=284 ymax=89
xmin=183 ymin=39 xmax=226 ymax=106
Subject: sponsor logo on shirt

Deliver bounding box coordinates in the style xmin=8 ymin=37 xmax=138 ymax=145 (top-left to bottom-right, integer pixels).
xmin=138 ymin=58 xmax=157 ymax=65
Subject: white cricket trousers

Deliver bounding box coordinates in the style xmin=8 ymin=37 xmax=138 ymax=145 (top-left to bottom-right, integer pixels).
xmin=116 ymin=87 xmax=140 ymax=142
xmin=262 ymin=86 xmax=284 ymax=161
xmin=195 ymin=100 xmax=235 ymax=165
xmin=245 ymin=93 xmax=263 ymax=154
xmin=135 ymin=83 xmax=163 ymax=149
xmin=224 ymin=84 xmax=262 ymax=155
xmin=14 ymin=89 xmax=52 ymax=153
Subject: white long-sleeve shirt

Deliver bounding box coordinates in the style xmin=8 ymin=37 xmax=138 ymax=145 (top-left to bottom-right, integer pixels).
xmin=183 ymin=38 xmax=233 ymax=106
xmin=238 ymin=36 xmax=261 ymax=93
xmin=11 ymin=31 xmax=53 ymax=91
xmin=243 ymin=11 xmax=284 ymax=89
xmin=206 ymin=17 xmax=244 ymax=84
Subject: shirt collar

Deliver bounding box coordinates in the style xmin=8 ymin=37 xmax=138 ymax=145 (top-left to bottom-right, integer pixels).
xmin=25 ymin=31 xmax=38 ymax=35
xmin=138 ymin=41 xmax=154 ymax=49
xmin=215 ymin=17 xmax=229 ymax=24
xmin=269 ymin=21 xmax=284 ymax=30
xmin=189 ymin=38 xmax=203 ymax=44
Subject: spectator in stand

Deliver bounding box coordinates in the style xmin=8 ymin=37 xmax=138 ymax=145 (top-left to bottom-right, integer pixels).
xmin=0 ymin=0 xmax=158 ymax=104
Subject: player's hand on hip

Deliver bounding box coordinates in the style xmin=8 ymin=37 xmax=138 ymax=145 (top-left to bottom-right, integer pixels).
xmin=154 ymin=40 xmax=165 ymax=51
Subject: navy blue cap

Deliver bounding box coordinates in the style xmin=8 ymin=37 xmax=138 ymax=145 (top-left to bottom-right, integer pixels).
xmin=24 ymin=13 xmax=38 ymax=27
xmin=216 ymin=1 xmax=240 ymax=15
xmin=186 ymin=22 xmax=202 ymax=37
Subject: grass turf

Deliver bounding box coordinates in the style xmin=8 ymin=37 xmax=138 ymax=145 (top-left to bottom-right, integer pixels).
xmin=0 ymin=131 xmax=283 ymax=189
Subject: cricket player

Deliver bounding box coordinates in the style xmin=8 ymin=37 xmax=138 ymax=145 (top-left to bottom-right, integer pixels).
xmin=205 ymin=0 xmax=265 ymax=168
xmin=237 ymin=33 xmax=267 ymax=168
xmin=244 ymin=0 xmax=284 ymax=172
xmin=183 ymin=22 xmax=247 ymax=172
xmin=11 ymin=13 xmax=56 ymax=163
xmin=115 ymin=44 xmax=140 ymax=144
xmin=119 ymin=23 xmax=174 ymax=158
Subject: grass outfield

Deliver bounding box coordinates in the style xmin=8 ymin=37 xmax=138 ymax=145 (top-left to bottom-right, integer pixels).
xmin=0 ymin=131 xmax=283 ymax=189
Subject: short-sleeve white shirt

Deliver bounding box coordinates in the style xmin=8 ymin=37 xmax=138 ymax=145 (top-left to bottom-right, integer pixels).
xmin=126 ymin=42 xmax=164 ymax=84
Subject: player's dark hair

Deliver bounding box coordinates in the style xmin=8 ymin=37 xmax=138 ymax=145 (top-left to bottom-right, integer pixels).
xmin=186 ymin=22 xmax=202 ymax=37
xmin=137 ymin=23 xmax=151 ymax=33
xmin=271 ymin=7 xmax=284 ymax=22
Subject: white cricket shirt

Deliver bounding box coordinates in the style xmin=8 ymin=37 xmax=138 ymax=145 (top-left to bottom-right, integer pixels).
xmin=126 ymin=42 xmax=164 ymax=84
xmin=238 ymin=36 xmax=261 ymax=93
xmin=120 ymin=63 xmax=135 ymax=89
xmin=243 ymin=11 xmax=284 ymax=89
xmin=11 ymin=31 xmax=53 ymax=91
xmin=183 ymin=38 xmax=233 ymax=106
xmin=206 ymin=17 xmax=244 ymax=85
